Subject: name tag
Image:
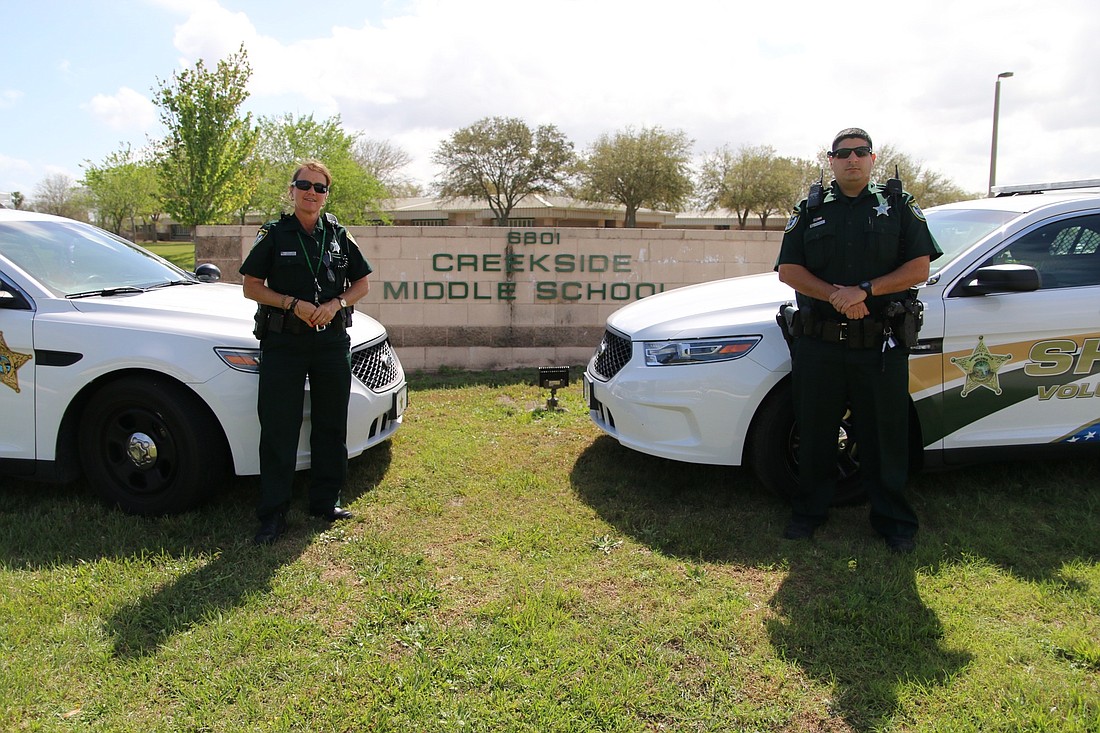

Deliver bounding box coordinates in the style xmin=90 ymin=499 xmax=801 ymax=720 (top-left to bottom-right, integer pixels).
xmin=809 ymin=217 xmax=826 ymax=229
xmin=279 ymin=250 xmax=296 ymax=257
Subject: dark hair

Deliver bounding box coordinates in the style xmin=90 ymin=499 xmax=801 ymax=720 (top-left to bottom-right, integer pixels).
xmin=831 ymin=127 xmax=873 ymax=151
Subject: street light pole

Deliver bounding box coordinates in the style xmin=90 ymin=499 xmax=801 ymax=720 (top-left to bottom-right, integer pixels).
xmin=988 ymin=71 xmax=1014 ymax=196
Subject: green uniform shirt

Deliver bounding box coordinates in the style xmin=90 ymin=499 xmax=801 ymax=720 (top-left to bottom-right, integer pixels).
xmin=776 ymin=181 xmax=942 ymax=319
xmin=239 ymin=212 xmax=371 ymax=303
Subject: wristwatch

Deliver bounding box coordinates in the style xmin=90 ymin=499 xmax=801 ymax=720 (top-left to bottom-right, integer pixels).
xmin=339 ymin=297 xmax=348 ymax=308
xmin=858 ymin=281 xmax=874 ymax=298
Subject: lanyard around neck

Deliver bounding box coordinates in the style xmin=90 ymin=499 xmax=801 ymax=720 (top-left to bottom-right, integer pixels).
xmin=296 ymin=224 xmax=329 ymax=301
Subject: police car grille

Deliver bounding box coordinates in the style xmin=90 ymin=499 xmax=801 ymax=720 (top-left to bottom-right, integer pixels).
xmin=351 ymin=339 xmax=402 ymax=391
xmin=592 ymin=330 xmax=632 ymax=380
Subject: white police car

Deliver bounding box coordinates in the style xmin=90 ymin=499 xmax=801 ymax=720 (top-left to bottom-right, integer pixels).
xmin=584 ymin=181 xmax=1100 ymax=502
xmin=0 ymin=209 xmax=406 ymax=515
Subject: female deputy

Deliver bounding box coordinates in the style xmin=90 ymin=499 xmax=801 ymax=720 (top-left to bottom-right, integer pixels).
xmin=240 ymin=160 xmax=372 ymax=545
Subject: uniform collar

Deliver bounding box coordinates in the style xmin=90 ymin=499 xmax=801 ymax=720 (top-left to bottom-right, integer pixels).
xmin=827 ymin=180 xmax=876 ymax=203
xmin=281 ymin=211 xmax=325 ymax=238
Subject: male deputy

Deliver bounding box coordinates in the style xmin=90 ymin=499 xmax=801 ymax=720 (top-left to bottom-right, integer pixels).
xmin=241 ymin=160 xmax=372 ymax=545
xmin=775 ymin=128 xmax=942 ymax=553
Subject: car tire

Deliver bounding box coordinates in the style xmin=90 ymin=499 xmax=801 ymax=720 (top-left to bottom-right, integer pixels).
xmin=78 ymin=376 xmax=226 ymax=515
xmin=747 ymin=381 xmax=865 ymax=506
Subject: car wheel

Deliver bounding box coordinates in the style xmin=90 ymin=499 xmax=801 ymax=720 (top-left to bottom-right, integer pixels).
xmin=747 ymin=382 xmax=865 ymax=506
xmin=78 ymin=376 xmax=226 ymax=515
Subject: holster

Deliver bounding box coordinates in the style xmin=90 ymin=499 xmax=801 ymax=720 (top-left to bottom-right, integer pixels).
xmin=253 ymin=307 xmax=275 ymax=339
xmin=886 ymin=295 xmax=924 ymax=348
xmin=776 ymin=302 xmax=801 ymax=354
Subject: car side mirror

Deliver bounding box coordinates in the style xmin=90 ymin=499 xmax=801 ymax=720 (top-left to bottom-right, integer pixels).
xmin=194 ymin=263 xmax=221 ymax=283
xmin=953 ymin=263 xmax=1041 ymax=296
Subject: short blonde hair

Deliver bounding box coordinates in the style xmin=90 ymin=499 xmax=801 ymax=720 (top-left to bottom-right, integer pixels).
xmin=291 ymin=159 xmax=332 ymax=187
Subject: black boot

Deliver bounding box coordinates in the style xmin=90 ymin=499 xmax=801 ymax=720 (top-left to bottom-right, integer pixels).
xmin=254 ymin=513 xmax=287 ymax=545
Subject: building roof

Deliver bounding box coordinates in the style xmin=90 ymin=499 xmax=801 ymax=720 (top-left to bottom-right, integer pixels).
xmin=378 ymin=194 xmax=786 ymax=229
xmin=382 ymin=194 xmax=677 ymax=224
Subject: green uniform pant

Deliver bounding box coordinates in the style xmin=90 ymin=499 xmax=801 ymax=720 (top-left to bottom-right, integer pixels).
xmin=790 ymin=335 xmax=918 ymax=539
xmin=256 ymin=327 xmax=352 ymax=520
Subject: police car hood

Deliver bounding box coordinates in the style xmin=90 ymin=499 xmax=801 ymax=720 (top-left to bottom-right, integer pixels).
xmin=606 ymin=272 xmax=794 ymax=341
xmin=65 ymin=282 xmax=387 ymax=346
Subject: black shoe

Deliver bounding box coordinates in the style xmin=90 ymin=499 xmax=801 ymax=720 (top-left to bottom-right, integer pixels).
xmin=254 ymin=514 xmax=287 ymax=545
xmin=310 ymin=506 xmax=353 ymax=522
xmin=782 ymin=519 xmax=818 ymax=540
xmin=885 ymin=535 xmax=916 ymax=554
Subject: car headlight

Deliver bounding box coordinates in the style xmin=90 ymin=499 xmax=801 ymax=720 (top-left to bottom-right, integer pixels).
xmin=644 ymin=337 xmax=761 ymax=366
xmin=215 ymin=347 xmax=262 ymax=373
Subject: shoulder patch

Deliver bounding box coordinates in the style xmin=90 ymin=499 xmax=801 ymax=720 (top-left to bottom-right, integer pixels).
xmin=253 ymin=227 xmax=270 ymax=246
xmin=784 ymin=211 xmax=799 ymax=233
xmin=909 ymin=201 xmax=927 ymax=221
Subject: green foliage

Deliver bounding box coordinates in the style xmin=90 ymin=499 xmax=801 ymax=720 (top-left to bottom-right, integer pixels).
xmin=82 ymin=143 xmax=160 ymax=237
xmin=153 ymin=44 xmax=258 ymax=229
xmin=432 ymin=116 xmax=575 ymax=225
xmin=1 ymin=369 xmax=1098 ymax=731
xmin=697 ymin=144 xmax=814 ymax=229
xmin=870 ymin=144 xmax=981 ymax=205
xmin=809 ymin=143 xmax=981 ymax=206
xmin=577 ymin=125 xmax=695 ymax=228
xmin=248 ymin=113 xmax=389 ymax=225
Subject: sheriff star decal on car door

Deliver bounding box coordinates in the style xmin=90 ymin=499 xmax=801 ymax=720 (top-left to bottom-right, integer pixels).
xmin=951 ymin=336 xmax=1013 ymax=397
xmin=0 ymin=332 xmax=33 ymax=394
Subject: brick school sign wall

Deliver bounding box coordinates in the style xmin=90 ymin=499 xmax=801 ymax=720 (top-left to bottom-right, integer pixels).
xmin=195 ymin=226 xmax=782 ymax=372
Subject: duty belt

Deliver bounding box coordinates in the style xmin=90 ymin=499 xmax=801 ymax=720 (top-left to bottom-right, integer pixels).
xmin=803 ymin=314 xmax=886 ymax=349
xmin=259 ymin=305 xmax=345 ymax=335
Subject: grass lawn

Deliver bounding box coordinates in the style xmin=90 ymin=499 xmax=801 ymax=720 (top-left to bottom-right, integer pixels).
xmin=1 ymin=368 xmax=1097 ymax=731
xmin=142 ymin=241 xmax=195 ymax=271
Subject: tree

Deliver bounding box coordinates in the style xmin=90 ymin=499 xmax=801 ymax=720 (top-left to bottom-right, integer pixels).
xmin=432 ymin=116 xmax=575 ymax=226
xmin=696 ymin=145 xmax=817 ymax=230
xmin=810 ymin=144 xmax=977 ymax=206
xmin=869 ymin=145 xmax=977 ymax=206
xmin=31 ymin=173 xmax=89 ymax=221
xmin=11 ymin=191 xmax=25 ymax=210
xmin=354 ymin=138 xmax=421 ymax=197
xmin=249 ymin=113 xmax=388 ymax=225
xmin=577 ymin=126 xmax=694 ymax=228
xmin=697 ymin=145 xmax=770 ymax=229
xmin=82 ymin=144 xmax=160 ymax=237
xmin=153 ymin=44 xmax=258 ymax=230
xmin=754 ymin=156 xmax=817 ymax=229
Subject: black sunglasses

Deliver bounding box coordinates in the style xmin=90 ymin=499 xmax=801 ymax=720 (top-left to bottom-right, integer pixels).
xmin=828 ymin=146 xmax=872 ymax=159
xmin=292 ymin=179 xmax=329 ymax=194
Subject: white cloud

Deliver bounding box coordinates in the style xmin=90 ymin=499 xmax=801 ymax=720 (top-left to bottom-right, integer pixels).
xmin=171 ymin=1 xmax=263 ymax=65
xmin=0 ymin=90 xmax=24 ymax=109
xmin=0 ymin=153 xmax=43 ymax=195
xmin=141 ymin=0 xmax=1100 ymax=194
xmin=85 ymin=87 xmax=159 ymax=132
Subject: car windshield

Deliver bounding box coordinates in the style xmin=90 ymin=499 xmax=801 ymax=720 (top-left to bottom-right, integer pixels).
xmin=0 ymin=220 xmax=192 ymax=296
xmin=925 ymin=208 xmax=1019 ymax=276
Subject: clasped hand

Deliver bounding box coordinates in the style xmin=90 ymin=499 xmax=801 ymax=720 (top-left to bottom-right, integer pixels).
xmin=828 ymin=285 xmax=869 ymax=320
xmin=296 ymin=299 xmax=340 ymax=328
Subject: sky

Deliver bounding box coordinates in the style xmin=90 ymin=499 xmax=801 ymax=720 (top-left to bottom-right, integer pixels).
xmin=3 ymin=0 xmax=1099 ymax=202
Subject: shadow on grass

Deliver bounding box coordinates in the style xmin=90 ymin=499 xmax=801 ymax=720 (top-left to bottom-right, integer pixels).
xmin=570 ymin=435 xmax=1097 ymax=731
xmin=0 ymin=442 xmax=392 ymax=660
